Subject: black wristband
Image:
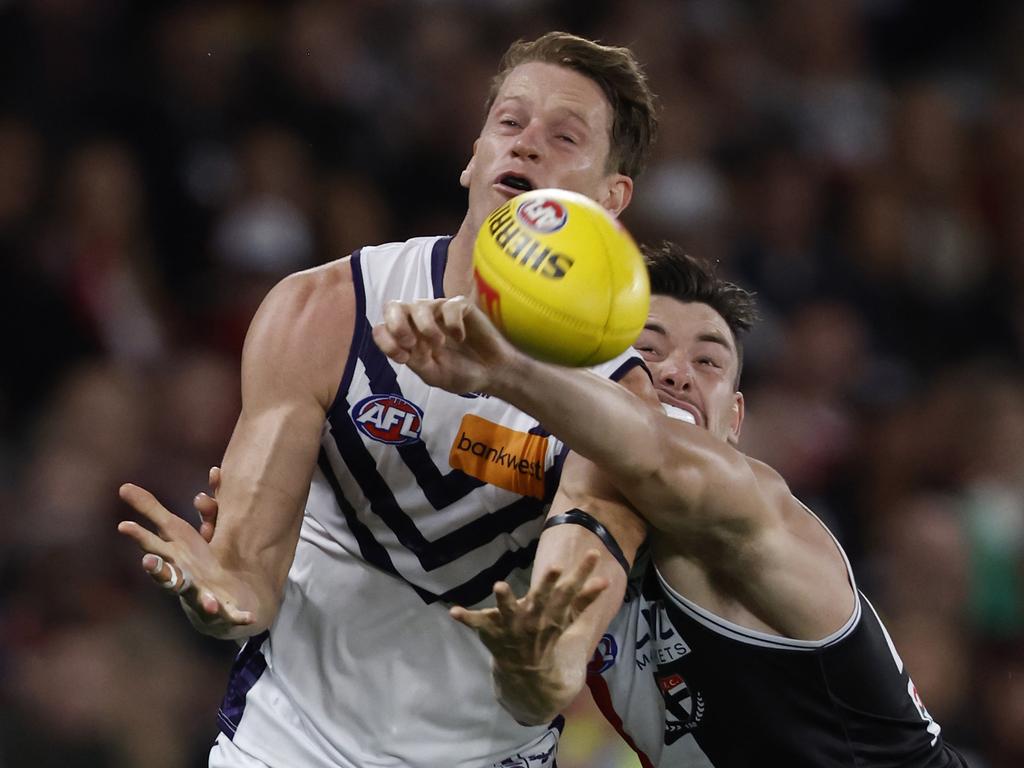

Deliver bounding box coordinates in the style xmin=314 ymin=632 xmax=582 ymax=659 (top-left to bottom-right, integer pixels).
xmin=543 ymin=509 xmax=630 ymax=577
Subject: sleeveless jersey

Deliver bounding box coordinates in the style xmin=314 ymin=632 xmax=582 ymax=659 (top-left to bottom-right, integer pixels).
xmin=589 ymin=508 xmax=969 ymax=767
xmin=216 ymin=236 xmax=645 ymax=768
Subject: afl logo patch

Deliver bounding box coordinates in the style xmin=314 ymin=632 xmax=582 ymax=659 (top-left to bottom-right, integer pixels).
xmin=351 ymin=394 xmax=423 ymax=445
xmin=587 ymin=633 xmax=618 ymax=675
xmin=516 ymin=197 xmax=567 ymax=233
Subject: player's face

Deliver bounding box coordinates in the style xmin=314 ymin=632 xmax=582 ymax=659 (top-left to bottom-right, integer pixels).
xmin=461 ymin=62 xmax=632 ymax=227
xmin=634 ymin=297 xmax=745 ymax=444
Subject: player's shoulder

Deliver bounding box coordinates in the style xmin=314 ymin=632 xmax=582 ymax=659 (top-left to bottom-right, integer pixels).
xmin=745 ymin=455 xmax=788 ymax=493
xmin=282 ymin=255 xmax=355 ymax=290
xmin=260 ymin=258 xmax=355 ymax=318
xmin=247 ymin=259 xmax=356 ymax=359
xmin=359 ymin=235 xmax=445 ymax=263
xmin=241 ymin=260 xmax=357 ymax=405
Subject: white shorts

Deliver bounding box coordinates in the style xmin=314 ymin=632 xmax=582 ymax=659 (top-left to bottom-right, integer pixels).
xmin=209 ymin=733 xmax=269 ymax=768
xmin=209 ymin=727 xmax=562 ymax=768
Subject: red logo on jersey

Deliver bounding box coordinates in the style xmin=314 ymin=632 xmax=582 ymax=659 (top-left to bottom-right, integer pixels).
xmin=351 ymin=394 xmax=423 ymax=445
xmin=516 ymin=197 xmax=567 ymax=233
xmin=659 ymin=673 xmax=685 ymax=693
xmin=474 ymin=268 xmax=503 ymax=329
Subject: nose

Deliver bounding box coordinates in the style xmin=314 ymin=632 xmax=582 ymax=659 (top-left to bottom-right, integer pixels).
xmin=512 ymin=121 xmax=542 ymax=161
xmin=656 ymin=358 xmax=692 ymax=392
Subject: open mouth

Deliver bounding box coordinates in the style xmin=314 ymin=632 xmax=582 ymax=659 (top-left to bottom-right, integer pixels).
xmin=658 ymin=394 xmax=704 ymax=427
xmin=498 ymin=174 xmax=534 ymax=193
xmin=662 ymin=403 xmax=697 ymax=425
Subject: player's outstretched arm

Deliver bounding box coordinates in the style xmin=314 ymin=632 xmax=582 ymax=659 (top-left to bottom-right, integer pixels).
xmin=451 ymin=551 xmax=609 ymax=726
xmin=374 ymin=296 xmax=668 ymax=483
xmin=118 ymin=264 xmax=354 ymax=640
xmin=374 ymin=296 xmax=761 ymax=538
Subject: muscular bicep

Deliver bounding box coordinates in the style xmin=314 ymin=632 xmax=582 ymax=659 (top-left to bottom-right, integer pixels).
xmin=211 ymin=264 xmax=355 ymax=600
xmin=533 ymin=364 xmax=653 ymax=594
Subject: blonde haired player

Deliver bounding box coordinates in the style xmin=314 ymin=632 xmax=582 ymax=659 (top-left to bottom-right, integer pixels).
xmin=373 ymin=244 xmax=970 ymax=767
xmin=117 ymin=32 xmax=658 ymax=768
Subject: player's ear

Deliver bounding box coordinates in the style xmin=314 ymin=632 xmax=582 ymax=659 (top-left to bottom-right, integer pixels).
xmin=600 ymin=174 xmax=633 ymax=218
xmin=727 ymin=391 xmax=745 ymax=446
xmin=460 ymin=141 xmax=479 ymax=189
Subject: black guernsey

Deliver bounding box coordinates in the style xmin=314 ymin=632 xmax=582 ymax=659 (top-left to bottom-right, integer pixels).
xmin=643 ymin=570 xmax=969 ymax=767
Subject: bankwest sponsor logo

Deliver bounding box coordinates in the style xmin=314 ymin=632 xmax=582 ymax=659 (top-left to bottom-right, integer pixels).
xmin=351 ymin=394 xmax=423 ymax=445
xmin=448 ymin=414 xmax=548 ymax=498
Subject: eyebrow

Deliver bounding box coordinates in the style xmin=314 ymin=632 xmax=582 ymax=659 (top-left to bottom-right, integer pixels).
xmin=555 ymin=108 xmax=591 ymax=131
xmin=696 ymin=331 xmax=734 ymax=354
xmin=495 ymin=96 xmax=592 ymax=132
xmin=642 ymin=323 xmax=735 ymax=355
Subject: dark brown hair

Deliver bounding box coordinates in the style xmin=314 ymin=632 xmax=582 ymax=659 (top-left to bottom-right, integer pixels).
xmin=486 ymin=32 xmax=658 ymax=179
xmin=643 ymin=242 xmax=759 ymax=387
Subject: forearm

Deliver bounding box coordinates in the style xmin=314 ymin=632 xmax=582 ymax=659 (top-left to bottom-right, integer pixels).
xmin=488 ymin=356 xmax=661 ymax=481
xmin=204 ymin=408 xmax=319 ymax=637
xmin=494 ymin=501 xmax=638 ymax=725
xmin=207 ymin=494 xmax=305 ymax=637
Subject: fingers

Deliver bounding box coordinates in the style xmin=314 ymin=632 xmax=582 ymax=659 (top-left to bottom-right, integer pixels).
xmin=142 ymin=554 xmax=192 ymax=595
xmin=440 ymin=296 xmax=471 ymax=342
xmin=529 ymin=566 xmax=563 ymax=614
xmin=117 ymin=520 xmax=174 ymax=558
xmin=449 ymin=605 xmax=498 ymax=631
xmin=140 ymin=555 xmax=254 ymax=627
xmin=371 ymin=324 xmax=408 ymax=363
xmin=407 ymin=300 xmax=445 ymax=342
xmin=213 ymin=596 xmax=255 ymax=626
xmin=379 ymin=300 xmax=442 ymax=342
xmin=493 ymin=581 xmax=519 ymax=622
xmin=194 ymin=492 xmax=218 ymax=543
xmin=194 ymin=466 xmax=221 ymax=542
xmin=572 ymin=576 xmax=610 ymax=616
xmin=119 ymin=483 xmax=175 ymax=531
xmin=374 ymin=299 xmax=457 ymax=362
xmin=380 ymin=300 xmax=418 ymax=346
xmin=566 ymin=550 xmax=602 ymax=593
xmin=548 ymin=550 xmax=603 ymax=616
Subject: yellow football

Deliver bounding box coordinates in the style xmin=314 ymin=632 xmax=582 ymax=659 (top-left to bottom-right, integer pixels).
xmin=472 ymin=189 xmax=649 ymax=367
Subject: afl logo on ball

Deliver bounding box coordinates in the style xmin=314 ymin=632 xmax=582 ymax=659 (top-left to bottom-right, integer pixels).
xmin=516 ymin=197 xmax=567 ymax=233
xmin=351 ymin=394 xmax=423 ymax=445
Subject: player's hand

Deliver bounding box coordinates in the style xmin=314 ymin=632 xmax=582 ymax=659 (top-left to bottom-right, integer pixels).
xmin=450 ymin=551 xmax=608 ymax=703
xmin=193 ymin=466 xmax=221 ymax=543
xmin=117 ymin=482 xmax=257 ymax=640
xmin=372 ymin=296 xmax=514 ymax=394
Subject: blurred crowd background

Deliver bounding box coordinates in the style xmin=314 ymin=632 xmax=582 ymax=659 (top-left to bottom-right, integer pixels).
xmin=1 ymin=0 xmax=1022 ymax=766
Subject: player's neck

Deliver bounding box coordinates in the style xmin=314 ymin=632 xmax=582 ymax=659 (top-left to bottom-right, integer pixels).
xmin=444 ymin=218 xmax=476 ymax=298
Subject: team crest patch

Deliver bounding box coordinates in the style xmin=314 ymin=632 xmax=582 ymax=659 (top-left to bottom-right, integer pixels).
xmin=658 ymin=671 xmax=705 ymax=743
xmin=588 ymin=634 xmax=618 ymax=675
xmin=351 ymin=394 xmax=423 ymax=445
xmin=449 ymin=414 xmax=548 ymax=498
